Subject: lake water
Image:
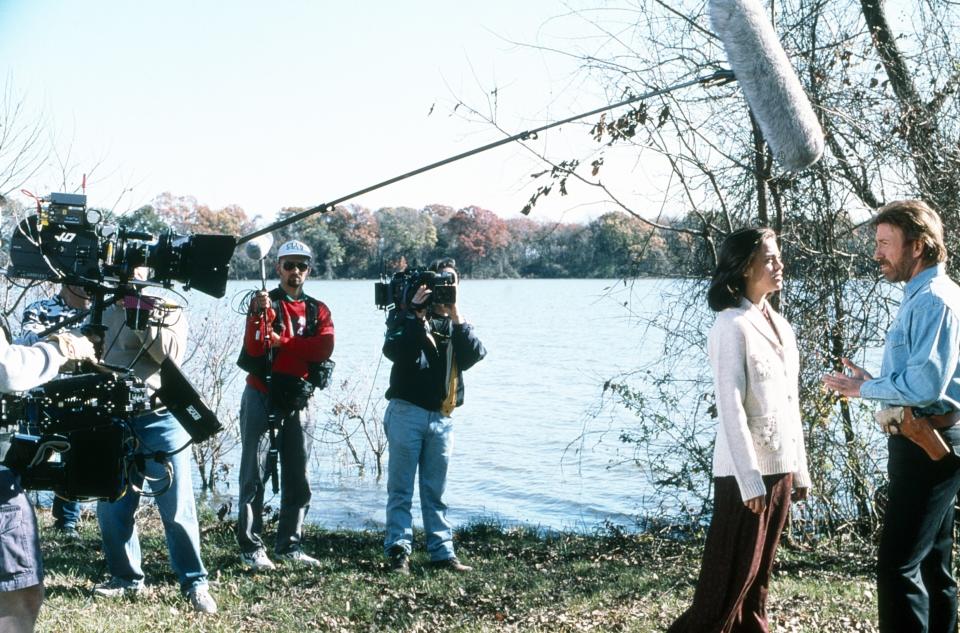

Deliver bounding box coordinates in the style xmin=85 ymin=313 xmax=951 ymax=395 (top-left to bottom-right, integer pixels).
xmin=158 ymin=278 xmax=689 ymax=532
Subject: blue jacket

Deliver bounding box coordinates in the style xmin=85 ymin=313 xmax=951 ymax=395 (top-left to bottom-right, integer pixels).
xmin=382 ymin=308 xmax=486 ymax=412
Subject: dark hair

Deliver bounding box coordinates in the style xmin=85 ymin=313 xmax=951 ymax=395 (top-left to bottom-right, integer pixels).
xmin=707 ymin=227 xmax=777 ymax=312
xmin=428 ymin=257 xmax=457 ymax=274
xmin=872 ymin=199 xmax=947 ymax=265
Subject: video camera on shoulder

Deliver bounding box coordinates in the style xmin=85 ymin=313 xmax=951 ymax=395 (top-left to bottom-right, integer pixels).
xmin=374 ymin=267 xmax=456 ymax=311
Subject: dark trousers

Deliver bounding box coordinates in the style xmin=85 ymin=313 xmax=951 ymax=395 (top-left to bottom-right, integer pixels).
xmin=667 ymin=473 xmax=793 ymax=633
xmin=878 ymin=430 xmax=960 ymax=633
xmin=236 ymin=385 xmax=313 ymax=555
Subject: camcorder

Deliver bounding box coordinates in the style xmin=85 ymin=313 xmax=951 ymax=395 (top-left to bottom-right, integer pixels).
xmin=0 ymin=192 xmax=236 ymax=500
xmin=374 ymin=268 xmax=456 ymax=310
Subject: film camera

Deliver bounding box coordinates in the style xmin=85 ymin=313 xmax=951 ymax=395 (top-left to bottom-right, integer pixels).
xmin=0 ymin=192 xmax=233 ymax=499
xmin=374 ymin=268 xmax=457 ymax=310
xmin=8 ymin=192 xmax=236 ymax=298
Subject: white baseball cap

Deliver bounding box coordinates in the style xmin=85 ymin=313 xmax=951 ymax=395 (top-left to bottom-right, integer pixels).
xmin=277 ymin=239 xmax=312 ymax=260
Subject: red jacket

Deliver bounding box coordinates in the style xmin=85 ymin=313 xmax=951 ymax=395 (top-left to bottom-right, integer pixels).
xmin=243 ymin=290 xmax=335 ymax=393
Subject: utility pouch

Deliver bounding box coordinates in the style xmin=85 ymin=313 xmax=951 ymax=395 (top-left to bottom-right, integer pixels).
xmin=269 ymin=373 xmax=314 ymax=414
xmin=306 ymin=359 xmax=335 ymax=391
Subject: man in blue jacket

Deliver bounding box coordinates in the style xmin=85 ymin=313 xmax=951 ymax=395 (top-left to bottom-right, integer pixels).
xmin=381 ymin=258 xmax=486 ymax=575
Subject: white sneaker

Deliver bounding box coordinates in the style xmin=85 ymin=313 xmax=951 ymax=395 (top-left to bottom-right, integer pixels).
xmin=187 ymin=585 xmax=218 ymax=614
xmin=240 ymin=548 xmax=276 ymax=571
xmin=277 ymin=549 xmax=321 ymax=568
xmin=93 ymin=576 xmax=145 ymax=598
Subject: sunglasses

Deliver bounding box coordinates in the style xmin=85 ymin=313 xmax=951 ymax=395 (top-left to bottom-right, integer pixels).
xmin=282 ymin=261 xmax=310 ymax=272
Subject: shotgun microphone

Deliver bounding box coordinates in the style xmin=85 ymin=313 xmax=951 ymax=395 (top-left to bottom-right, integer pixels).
xmin=709 ymin=0 xmax=825 ymax=172
xmin=243 ymin=234 xmax=274 ymax=261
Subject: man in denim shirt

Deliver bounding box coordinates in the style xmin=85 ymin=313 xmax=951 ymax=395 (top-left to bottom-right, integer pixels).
xmin=824 ymin=200 xmax=960 ymax=633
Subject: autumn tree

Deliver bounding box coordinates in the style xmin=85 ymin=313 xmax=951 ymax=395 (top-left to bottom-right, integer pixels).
xmin=375 ymin=206 xmax=438 ymax=271
xmin=324 ymin=204 xmax=380 ymax=278
xmin=441 ymin=206 xmax=510 ymax=277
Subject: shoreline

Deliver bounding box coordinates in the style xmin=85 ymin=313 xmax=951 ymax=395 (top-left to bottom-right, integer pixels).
xmin=34 ymin=505 xmax=878 ymax=632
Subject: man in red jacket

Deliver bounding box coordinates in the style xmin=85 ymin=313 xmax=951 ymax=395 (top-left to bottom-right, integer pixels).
xmin=236 ymin=240 xmax=334 ymax=570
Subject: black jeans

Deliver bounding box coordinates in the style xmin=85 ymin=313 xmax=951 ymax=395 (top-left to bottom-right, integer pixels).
xmin=878 ymin=427 xmax=960 ymax=633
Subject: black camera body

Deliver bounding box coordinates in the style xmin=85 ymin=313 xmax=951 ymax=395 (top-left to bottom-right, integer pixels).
xmin=0 ymin=370 xmax=149 ymax=501
xmin=375 ymin=268 xmax=457 ymax=310
xmin=8 ymin=193 xmax=237 ymax=298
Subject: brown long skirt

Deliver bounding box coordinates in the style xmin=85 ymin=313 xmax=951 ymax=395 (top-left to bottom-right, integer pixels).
xmin=666 ymin=473 xmax=793 ymax=633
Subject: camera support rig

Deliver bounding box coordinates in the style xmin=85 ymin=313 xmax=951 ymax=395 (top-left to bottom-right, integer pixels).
xmin=0 ymin=192 xmax=235 ymax=500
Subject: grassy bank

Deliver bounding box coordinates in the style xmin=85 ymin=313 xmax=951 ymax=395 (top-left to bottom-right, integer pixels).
xmin=36 ymin=507 xmax=877 ymax=632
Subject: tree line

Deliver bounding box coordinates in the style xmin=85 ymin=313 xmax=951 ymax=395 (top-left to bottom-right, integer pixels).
xmin=113 ymin=192 xmax=708 ymax=280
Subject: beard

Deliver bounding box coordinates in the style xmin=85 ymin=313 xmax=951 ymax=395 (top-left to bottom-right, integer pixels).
xmin=878 ymin=256 xmax=914 ymax=283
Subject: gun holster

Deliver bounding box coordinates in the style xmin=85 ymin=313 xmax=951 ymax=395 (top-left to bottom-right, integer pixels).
xmin=875 ymin=406 xmax=951 ymax=461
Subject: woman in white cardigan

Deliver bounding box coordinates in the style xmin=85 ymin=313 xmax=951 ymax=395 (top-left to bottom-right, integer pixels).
xmin=668 ymin=227 xmax=811 ymax=633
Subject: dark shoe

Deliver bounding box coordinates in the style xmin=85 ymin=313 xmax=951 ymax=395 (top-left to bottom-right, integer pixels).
xmin=431 ymin=557 xmax=472 ymax=572
xmin=387 ymin=545 xmax=410 ymax=575
xmin=55 ymin=525 xmax=80 ymax=541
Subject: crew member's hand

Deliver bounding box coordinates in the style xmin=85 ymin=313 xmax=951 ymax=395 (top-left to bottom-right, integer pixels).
xmin=744 ymin=494 xmax=766 ymax=515
xmin=267 ymin=331 xmax=282 ymax=348
xmin=251 ymin=290 xmax=270 ymax=312
xmin=50 ymin=331 xmax=98 ymax=362
xmin=410 ymin=285 xmax=431 ymax=318
xmin=434 ymin=302 xmax=463 ymax=324
xmin=792 ymin=487 xmax=809 ymax=502
xmin=822 ymin=358 xmax=871 ymax=398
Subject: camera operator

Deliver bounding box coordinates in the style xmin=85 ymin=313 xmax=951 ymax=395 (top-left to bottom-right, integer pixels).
xmin=236 ymin=240 xmax=334 ymax=570
xmin=17 ymin=284 xmax=92 ymax=540
xmin=382 ymin=257 xmax=486 ymax=574
xmin=92 ymin=272 xmax=217 ymax=614
xmin=0 ymin=325 xmax=95 ymax=632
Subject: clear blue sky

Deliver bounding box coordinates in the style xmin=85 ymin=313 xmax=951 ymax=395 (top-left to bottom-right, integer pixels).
xmin=0 ymin=1 xmax=653 ymax=225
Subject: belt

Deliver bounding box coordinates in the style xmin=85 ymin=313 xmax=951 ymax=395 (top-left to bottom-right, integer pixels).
xmin=924 ymin=411 xmax=960 ymax=429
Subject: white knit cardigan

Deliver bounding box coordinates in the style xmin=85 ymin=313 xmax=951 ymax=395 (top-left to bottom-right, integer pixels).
xmin=708 ymin=297 xmax=811 ymax=502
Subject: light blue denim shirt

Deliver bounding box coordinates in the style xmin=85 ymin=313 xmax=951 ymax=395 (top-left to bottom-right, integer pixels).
xmin=861 ymin=264 xmax=960 ymax=414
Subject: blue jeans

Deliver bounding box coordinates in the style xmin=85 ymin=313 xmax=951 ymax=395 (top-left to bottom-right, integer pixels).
xmin=383 ymin=399 xmax=456 ymax=561
xmin=0 ymin=468 xmax=42 ymax=591
xmin=97 ymin=411 xmax=208 ymax=593
xmin=52 ymin=497 xmax=81 ymax=530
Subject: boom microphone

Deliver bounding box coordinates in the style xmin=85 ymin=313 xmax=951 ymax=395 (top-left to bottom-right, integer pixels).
xmin=243 ymin=234 xmax=273 ymax=261
xmin=709 ymin=0 xmax=825 ymax=172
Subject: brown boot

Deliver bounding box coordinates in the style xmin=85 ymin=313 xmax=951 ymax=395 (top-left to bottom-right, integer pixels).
xmin=431 ymin=557 xmax=472 ymax=572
